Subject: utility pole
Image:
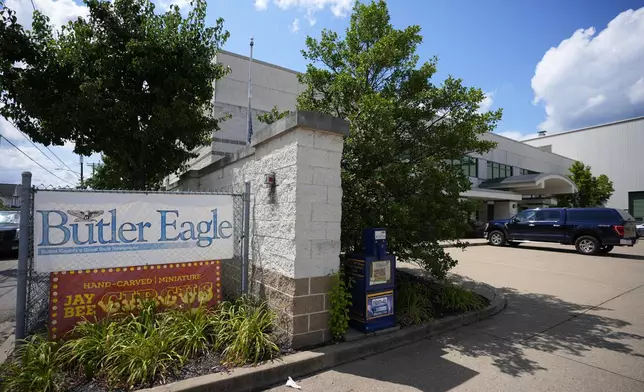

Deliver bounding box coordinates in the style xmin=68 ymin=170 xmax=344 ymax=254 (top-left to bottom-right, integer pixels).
xmin=87 ymin=162 xmax=97 ymax=176
xmin=246 ymin=37 xmax=254 ymax=144
xmin=79 ymin=155 xmax=84 ymax=188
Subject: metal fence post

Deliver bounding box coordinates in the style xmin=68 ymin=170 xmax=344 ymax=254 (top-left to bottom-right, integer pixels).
xmin=241 ymin=182 xmax=251 ymax=294
xmin=15 ymin=171 xmax=32 ymax=345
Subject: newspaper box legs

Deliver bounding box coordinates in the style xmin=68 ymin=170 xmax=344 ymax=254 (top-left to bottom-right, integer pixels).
xmin=344 ymin=228 xmax=396 ymax=333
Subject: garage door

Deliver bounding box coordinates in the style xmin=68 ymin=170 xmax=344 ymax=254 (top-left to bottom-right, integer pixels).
xmin=629 ymin=191 xmax=644 ymax=220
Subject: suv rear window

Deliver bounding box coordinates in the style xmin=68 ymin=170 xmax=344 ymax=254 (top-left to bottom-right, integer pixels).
xmin=567 ymin=209 xmax=619 ymax=222
xmin=616 ymin=209 xmax=635 ymax=221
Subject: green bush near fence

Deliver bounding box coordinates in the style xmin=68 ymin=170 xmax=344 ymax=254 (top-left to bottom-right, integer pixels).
xmin=0 ymin=297 xmax=279 ymax=391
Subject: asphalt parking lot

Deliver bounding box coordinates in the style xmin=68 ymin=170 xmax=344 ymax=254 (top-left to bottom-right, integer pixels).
xmin=268 ymin=242 xmax=644 ymax=392
xmin=0 ymin=254 xmax=17 ymax=347
xmin=0 ymin=254 xmax=16 ymax=324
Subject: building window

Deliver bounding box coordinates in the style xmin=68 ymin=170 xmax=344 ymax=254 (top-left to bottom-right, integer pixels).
xmin=451 ymin=157 xmax=478 ymax=177
xmin=518 ymin=168 xmax=539 ymax=176
xmin=486 ymin=161 xmax=513 ymax=179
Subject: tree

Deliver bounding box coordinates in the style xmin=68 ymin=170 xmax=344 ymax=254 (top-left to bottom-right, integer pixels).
xmin=84 ymin=155 xmax=132 ymax=189
xmin=257 ymin=105 xmax=290 ymax=125
xmin=557 ymin=161 xmax=614 ymax=207
xmin=0 ymin=0 xmax=229 ymax=189
xmin=296 ymin=1 xmax=501 ymax=279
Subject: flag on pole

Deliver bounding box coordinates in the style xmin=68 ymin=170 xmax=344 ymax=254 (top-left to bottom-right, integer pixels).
xmin=247 ymin=37 xmax=254 ymax=144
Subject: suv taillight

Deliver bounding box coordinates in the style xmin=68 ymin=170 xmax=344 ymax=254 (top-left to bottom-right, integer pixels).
xmin=613 ymin=225 xmax=625 ymax=237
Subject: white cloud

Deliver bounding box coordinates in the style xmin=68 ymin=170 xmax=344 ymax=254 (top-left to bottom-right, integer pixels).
xmin=6 ymin=0 xmax=88 ymax=30
xmin=157 ymin=0 xmax=193 ymax=12
xmin=256 ymin=0 xmax=353 ymax=22
xmin=305 ymin=9 xmax=316 ymax=26
xmin=532 ymin=7 xmax=644 ymax=133
xmin=254 ymin=0 xmax=269 ymax=10
xmin=0 ymin=119 xmax=83 ymax=187
xmin=7 ymin=0 xmax=193 ymax=31
xmin=477 ymin=91 xmax=494 ymax=113
xmin=494 ymin=131 xmax=540 ymax=141
xmin=628 ymin=77 xmax=644 ymax=104
xmin=0 ymin=116 xmax=24 ymax=142
xmin=290 ymin=18 xmax=300 ymax=33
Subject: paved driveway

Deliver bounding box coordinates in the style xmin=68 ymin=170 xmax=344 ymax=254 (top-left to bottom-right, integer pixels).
xmin=0 ymin=255 xmax=17 ymax=346
xmin=0 ymin=255 xmax=16 ymax=324
xmin=267 ymin=242 xmax=644 ymax=392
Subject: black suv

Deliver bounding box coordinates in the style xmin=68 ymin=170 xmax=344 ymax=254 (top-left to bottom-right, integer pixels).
xmin=484 ymin=208 xmax=638 ymax=255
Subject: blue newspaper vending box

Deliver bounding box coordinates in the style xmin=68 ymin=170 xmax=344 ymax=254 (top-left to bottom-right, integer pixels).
xmin=344 ymin=228 xmax=396 ymax=333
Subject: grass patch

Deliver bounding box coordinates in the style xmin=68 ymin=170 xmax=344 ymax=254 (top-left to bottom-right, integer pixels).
xmin=0 ymin=297 xmax=279 ymax=391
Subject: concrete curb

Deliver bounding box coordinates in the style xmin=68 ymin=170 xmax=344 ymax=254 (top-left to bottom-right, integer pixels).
xmin=140 ymin=284 xmax=507 ymax=392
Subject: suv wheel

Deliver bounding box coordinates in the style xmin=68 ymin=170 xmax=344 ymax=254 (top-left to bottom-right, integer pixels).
xmin=488 ymin=230 xmax=506 ymax=246
xmin=575 ymin=236 xmax=599 ymax=255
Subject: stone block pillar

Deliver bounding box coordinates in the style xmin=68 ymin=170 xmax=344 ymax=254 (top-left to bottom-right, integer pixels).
xmin=232 ymin=111 xmax=349 ymax=349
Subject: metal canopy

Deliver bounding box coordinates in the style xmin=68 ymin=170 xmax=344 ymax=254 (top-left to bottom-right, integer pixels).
xmin=478 ymin=173 xmax=578 ymax=196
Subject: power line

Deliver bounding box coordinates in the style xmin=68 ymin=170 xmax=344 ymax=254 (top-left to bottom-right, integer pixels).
xmin=0 ymin=134 xmax=74 ymax=185
xmin=14 ymin=129 xmax=80 ymax=177
xmin=45 ymin=145 xmax=80 ymax=176
xmin=4 ymin=117 xmax=81 ymax=176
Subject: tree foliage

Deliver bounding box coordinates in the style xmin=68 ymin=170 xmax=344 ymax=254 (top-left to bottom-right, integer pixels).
xmin=83 ymin=155 xmax=137 ymax=190
xmin=257 ymin=105 xmax=290 ymax=125
xmin=296 ymin=1 xmax=501 ymax=279
xmin=0 ymin=0 xmax=229 ymax=189
xmin=0 ymin=199 xmax=10 ymax=211
xmin=557 ymin=161 xmax=614 ymax=207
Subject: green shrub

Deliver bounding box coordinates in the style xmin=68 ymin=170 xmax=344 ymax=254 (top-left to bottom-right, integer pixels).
xmin=1 ymin=297 xmax=281 ymax=390
xmin=161 ymin=306 xmax=217 ymax=358
xmin=58 ymin=318 xmax=118 ymax=378
xmin=328 ymin=267 xmax=352 ymax=341
xmin=438 ymin=284 xmax=487 ymax=313
xmin=396 ymin=278 xmax=433 ymax=326
xmin=0 ymin=335 xmax=64 ymax=392
xmin=213 ymin=296 xmax=279 ymax=366
xmin=104 ymin=319 xmax=185 ymax=388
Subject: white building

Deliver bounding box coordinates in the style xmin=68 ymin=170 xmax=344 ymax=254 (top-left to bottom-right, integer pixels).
xmin=168 ymin=50 xmax=580 ymax=220
xmin=525 ymin=116 xmax=644 ymax=219
xmin=166 ymin=50 xmax=304 ymax=185
xmin=0 ymin=183 xmax=20 ymax=208
xmin=464 ymin=133 xmax=576 ymax=220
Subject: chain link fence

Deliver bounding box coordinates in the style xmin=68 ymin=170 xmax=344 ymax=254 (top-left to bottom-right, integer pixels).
xmin=22 ymin=183 xmax=247 ymax=335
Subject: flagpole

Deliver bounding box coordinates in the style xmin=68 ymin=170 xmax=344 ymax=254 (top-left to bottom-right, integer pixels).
xmin=246 ymin=37 xmax=254 ymax=145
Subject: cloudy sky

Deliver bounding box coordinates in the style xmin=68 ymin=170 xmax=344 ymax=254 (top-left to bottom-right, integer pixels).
xmin=2 ymin=0 xmax=644 ymax=186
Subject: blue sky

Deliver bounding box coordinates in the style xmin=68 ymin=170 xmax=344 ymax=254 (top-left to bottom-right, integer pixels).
xmin=2 ymin=0 xmax=644 ymax=186
xmin=210 ymin=0 xmax=644 ymax=138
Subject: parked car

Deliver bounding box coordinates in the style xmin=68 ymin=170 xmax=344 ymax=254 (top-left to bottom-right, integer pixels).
xmin=0 ymin=210 xmax=20 ymax=254
xmin=637 ymin=221 xmax=644 ymax=237
xmin=484 ymin=208 xmax=638 ymax=255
